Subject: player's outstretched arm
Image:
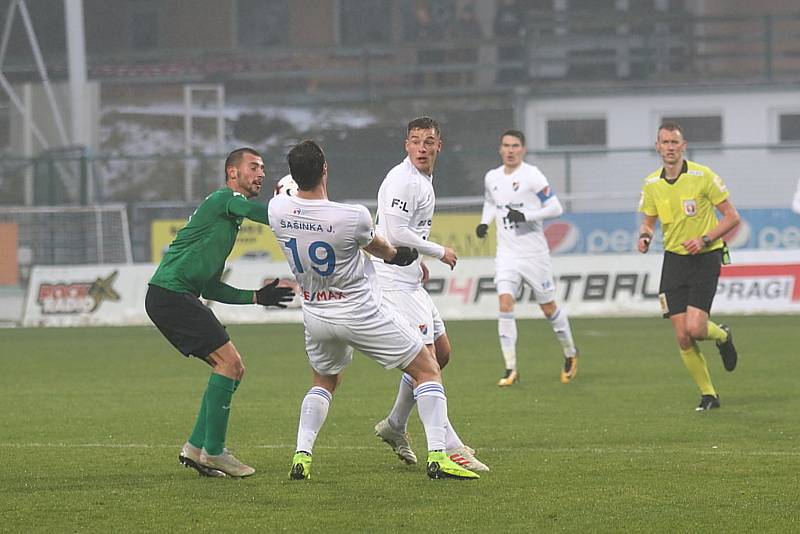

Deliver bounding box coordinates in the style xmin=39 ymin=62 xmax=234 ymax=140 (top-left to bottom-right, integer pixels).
xmin=364 ymin=235 xmax=418 ymax=266
xmin=228 ymin=195 xmax=268 ymax=224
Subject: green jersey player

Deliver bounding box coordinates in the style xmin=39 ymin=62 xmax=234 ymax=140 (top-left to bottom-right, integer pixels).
xmin=145 ymin=147 xmax=294 ymax=477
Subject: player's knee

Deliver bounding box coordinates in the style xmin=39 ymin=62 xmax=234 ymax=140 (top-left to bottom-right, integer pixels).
xmin=687 ymin=323 xmax=706 ymax=341
xmin=214 ymin=358 xmax=244 ymax=380
xmin=498 ymin=295 xmax=515 ymax=313
xmin=540 ymin=301 xmax=557 ymax=318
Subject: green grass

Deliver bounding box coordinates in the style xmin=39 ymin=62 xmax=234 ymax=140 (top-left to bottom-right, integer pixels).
xmin=1 ymin=316 xmax=798 ymax=533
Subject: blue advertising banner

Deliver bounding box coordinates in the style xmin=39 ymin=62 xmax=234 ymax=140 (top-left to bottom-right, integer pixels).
xmin=544 ymin=208 xmax=800 ymax=254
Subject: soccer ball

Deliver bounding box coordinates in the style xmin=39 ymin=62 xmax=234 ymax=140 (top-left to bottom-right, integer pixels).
xmin=274 ymin=174 xmax=298 ymax=196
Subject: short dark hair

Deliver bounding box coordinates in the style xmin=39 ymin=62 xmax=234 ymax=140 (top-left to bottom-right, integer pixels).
xmin=287 ymin=140 xmax=326 ymax=191
xmin=224 ymin=147 xmax=262 ymax=183
xmin=407 ymin=116 xmax=442 ymax=138
xmin=501 ymin=129 xmax=525 ymax=146
xmin=658 ymin=121 xmax=685 ymax=139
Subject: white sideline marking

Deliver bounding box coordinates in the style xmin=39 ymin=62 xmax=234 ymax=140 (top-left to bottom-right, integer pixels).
xmin=3 ymin=442 xmax=799 ymax=457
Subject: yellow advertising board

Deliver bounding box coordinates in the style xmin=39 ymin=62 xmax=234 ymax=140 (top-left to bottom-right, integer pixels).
xmin=151 ymin=212 xmax=495 ymax=263
xmin=150 ymin=219 xmax=284 ymax=262
xmin=428 ymin=212 xmax=496 ymax=257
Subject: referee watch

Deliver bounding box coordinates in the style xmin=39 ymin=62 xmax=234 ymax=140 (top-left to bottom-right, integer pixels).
xmin=701 ymin=235 xmax=713 ymax=248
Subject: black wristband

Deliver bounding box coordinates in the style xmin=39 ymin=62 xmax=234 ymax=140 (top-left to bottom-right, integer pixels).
xmin=701 ymin=235 xmax=713 ymax=247
xmin=639 ymin=232 xmax=652 ymax=240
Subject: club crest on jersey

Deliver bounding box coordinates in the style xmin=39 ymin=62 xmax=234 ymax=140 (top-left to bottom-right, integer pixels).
xmin=418 ymin=324 xmax=428 ymax=335
xmin=682 ymin=199 xmax=697 ymax=216
xmin=512 ymin=181 xmax=520 ymax=191
xmin=293 ymin=208 xmax=302 ymax=215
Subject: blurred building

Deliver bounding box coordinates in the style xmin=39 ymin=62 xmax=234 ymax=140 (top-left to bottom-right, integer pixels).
xmin=0 ymin=0 xmax=798 ymax=208
xmin=0 ymin=1 xmax=798 ymax=99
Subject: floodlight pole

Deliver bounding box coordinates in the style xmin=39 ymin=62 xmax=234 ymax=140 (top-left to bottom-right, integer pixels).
xmin=65 ymin=0 xmax=91 ymax=202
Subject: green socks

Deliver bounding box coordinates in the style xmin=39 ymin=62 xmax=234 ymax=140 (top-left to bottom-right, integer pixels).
xmin=187 ymin=390 xmax=207 ymax=450
xmin=188 ymin=373 xmax=237 ymax=455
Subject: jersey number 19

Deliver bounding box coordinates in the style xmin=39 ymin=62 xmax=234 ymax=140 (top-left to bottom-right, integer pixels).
xmin=285 ymin=238 xmax=336 ymax=276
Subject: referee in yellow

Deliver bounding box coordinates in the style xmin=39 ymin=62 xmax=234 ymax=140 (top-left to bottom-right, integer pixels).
xmin=638 ymin=121 xmax=740 ymax=411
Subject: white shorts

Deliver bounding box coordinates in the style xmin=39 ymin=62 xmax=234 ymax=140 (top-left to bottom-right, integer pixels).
xmin=302 ymin=301 xmax=424 ymax=376
xmin=495 ymin=254 xmax=556 ymax=304
xmin=382 ymin=287 xmax=445 ymax=345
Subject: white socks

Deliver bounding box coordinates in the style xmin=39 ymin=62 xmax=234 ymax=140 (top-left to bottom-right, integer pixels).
xmin=548 ymin=307 xmax=577 ymax=358
xmin=295 ymin=386 xmax=331 ymax=454
xmin=498 ymin=312 xmax=517 ymax=370
xmin=389 ymin=374 xmax=463 ymax=450
xmin=387 ymin=373 xmax=416 ymax=432
xmin=413 ymin=381 xmax=447 ymax=451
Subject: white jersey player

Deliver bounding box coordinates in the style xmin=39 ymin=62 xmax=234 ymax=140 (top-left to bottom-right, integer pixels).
xmin=373 ymin=117 xmax=488 ymax=474
xmin=269 ymin=139 xmax=478 ymax=481
xmin=477 ymin=130 xmax=579 ymax=387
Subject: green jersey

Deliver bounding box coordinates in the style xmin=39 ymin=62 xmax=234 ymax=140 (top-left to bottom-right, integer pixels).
xmin=150 ymin=187 xmax=268 ymax=303
xmin=639 ymin=160 xmax=729 ymax=254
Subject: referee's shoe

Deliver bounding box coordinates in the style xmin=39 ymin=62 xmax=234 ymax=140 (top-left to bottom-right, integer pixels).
xmin=716 ymin=324 xmax=738 ymax=371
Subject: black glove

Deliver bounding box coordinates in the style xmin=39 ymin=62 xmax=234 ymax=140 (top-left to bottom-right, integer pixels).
xmin=475 ymin=223 xmax=488 ymax=238
xmin=386 ymin=246 xmax=418 ymax=266
xmin=506 ymin=207 xmax=526 ymax=224
xmin=255 ymin=278 xmax=294 ymax=308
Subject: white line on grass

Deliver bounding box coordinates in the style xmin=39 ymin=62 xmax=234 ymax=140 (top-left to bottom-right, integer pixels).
xmin=4 ymin=442 xmax=799 ymax=457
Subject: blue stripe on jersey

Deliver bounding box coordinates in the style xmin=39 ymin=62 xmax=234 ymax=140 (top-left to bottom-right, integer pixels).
xmin=536 ymin=186 xmax=554 ymax=203
xmin=401 ymin=373 xmax=414 ymax=387
xmin=308 ymin=386 xmax=332 ymax=402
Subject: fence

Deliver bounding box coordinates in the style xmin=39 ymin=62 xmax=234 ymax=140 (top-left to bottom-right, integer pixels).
xmin=1 ymin=142 xmax=798 ymax=205
xmin=1 ymin=143 xmax=798 ymax=264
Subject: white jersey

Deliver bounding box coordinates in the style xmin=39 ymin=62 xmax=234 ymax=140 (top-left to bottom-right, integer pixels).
xmin=481 ymin=162 xmax=557 ymax=259
xmin=268 ymin=194 xmax=379 ymax=322
xmin=374 ymin=157 xmax=445 ymax=290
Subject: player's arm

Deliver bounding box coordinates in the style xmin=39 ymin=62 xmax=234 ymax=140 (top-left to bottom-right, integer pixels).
xmin=227 ymin=195 xmax=268 ymax=224
xmin=363 ymin=234 xmax=418 ymax=266
xmin=201 ymin=268 xmax=256 ymax=304
xmin=793 ymin=178 xmax=800 ymax=215
xmin=476 ymin=179 xmax=495 ymax=238
xmin=202 ymin=269 xmax=293 ymax=307
xmin=359 ymin=205 xmax=418 ymax=266
xmin=380 ymin=179 xmax=445 ymax=258
xmin=507 ymin=185 xmax=564 ymax=223
xmin=638 ymin=214 xmax=657 ymax=253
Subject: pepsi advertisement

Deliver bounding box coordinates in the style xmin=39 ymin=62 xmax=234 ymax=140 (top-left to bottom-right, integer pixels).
xmin=542 ymin=208 xmax=800 ymax=255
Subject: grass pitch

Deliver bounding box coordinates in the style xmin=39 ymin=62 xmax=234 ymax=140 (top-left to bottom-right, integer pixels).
xmin=1 ymin=316 xmax=798 ymax=533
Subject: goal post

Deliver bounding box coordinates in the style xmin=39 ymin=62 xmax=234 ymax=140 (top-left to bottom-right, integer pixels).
xmin=0 ymin=204 xmax=133 ymax=269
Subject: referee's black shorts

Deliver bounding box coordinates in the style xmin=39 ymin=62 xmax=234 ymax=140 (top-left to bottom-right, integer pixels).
xmin=145 ymin=284 xmax=230 ymax=360
xmin=659 ymin=249 xmax=722 ymax=318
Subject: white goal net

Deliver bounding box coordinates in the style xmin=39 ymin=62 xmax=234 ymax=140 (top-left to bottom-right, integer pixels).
xmin=0 ymin=204 xmax=133 ymax=267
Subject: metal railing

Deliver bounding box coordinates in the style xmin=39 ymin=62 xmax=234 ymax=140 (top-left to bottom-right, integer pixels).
xmin=2 ymin=143 xmax=799 ymax=208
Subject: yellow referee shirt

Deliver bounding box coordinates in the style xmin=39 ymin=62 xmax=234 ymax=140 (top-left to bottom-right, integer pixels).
xmin=639 ymin=160 xmax=729 ymax=254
